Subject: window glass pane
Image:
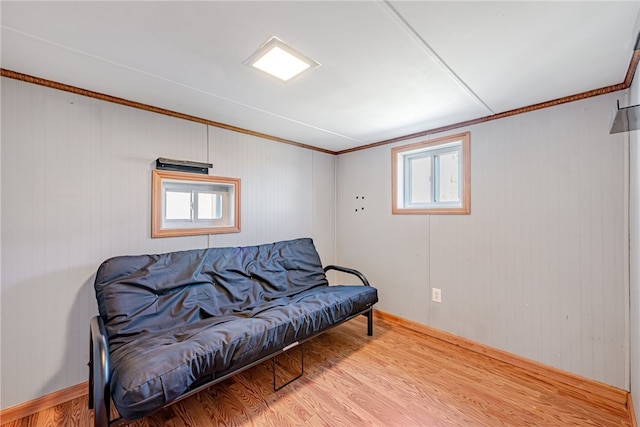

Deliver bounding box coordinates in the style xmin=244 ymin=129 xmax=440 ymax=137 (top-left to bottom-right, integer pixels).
xmin=165 ymin=191 xmax=192 ymax=220
xmin=197 ymin=192 xmax=222 ymax=220
xmin=438 ymin=152 xmax=459 ymax=202
xmin=410 ymin=156 xmax=432 ymax=204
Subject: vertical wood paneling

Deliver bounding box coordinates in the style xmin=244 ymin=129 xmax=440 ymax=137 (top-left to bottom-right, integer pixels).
xmin=311 ymin=151 xmax=337 ymax=268
xmin=336 ymin=92 xmax=628 ymax=389
xmin=0 ymin=76 xmax=4 ymax=405
xmin=628 ymin=73 xmax=640 ymax=421
xmin=1 ymin=81 xmax=101 ymax=407
xmin=336 ymin=146 xmax=430 ymax=325
xmin=206 ymin=126 xmax=329 ymax=255
xmin=1 ymin=78 xmax=208 ymax=409
xmin=1 ymin=79 xmax=337 ymax=411
xmin=429 ymin=95 xmax=627 ymax=388
xmin=98 ymin=100 xmax=209 ymax=256
xmin=1 ymin=73 xmax=632 ymax=412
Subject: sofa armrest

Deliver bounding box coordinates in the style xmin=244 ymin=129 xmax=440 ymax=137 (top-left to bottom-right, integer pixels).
xmin=323 ymin=265 xmax=371 ymax=287
xmin=323 ymin=265 xmax=374 ymax=336
xmin=89 ymin=316 xmax=111 ymax=427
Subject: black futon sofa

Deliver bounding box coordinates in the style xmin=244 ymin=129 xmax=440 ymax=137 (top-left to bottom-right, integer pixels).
xmin=89 ymin=238 xmax=378 ymax=426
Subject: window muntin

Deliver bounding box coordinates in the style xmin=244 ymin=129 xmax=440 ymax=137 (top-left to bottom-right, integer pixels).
xmin=152 ymin=170 xmax=241 ymax=237
xmin=438 ymin=151 xmax=460 ymax=202
xmin=392 ymin=132 xmax=470 ymax=215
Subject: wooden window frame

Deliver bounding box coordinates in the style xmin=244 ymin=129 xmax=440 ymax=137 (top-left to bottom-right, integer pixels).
xmin=392 ymin=131 xmax=470 ymax=215
xmin=152 ymin=170 xmax=241 ymax=237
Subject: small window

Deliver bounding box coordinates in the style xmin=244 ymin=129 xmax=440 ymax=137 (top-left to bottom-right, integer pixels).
xmin=152 ymin=170 xmax=241 ymax=237
xmin=392 ymin=132 xmax=470 ymax=215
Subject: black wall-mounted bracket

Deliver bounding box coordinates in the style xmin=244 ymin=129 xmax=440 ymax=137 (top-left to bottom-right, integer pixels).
xmin=610 ymin=100 xmax=640 ymax=134
xmin=156 ymin=158 xmax=212 ymax=174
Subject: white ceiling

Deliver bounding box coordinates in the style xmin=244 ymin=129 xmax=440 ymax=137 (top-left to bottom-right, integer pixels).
xmin=2 ymin=1 xmax=640 ymax=153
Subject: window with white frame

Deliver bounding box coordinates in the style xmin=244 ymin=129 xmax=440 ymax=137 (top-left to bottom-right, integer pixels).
xmin=152 ymin=170 xmax=241 ymax=237
xmin=392 ymin=132 xmax=470 ymax=215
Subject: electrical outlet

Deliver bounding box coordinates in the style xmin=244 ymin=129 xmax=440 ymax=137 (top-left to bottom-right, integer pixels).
xmin=432 ymin=288 xmax=442 ymax=303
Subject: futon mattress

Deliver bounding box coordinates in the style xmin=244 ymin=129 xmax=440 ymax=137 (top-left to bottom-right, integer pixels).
xmin=93 ymin=238 xmax=378 ymax=420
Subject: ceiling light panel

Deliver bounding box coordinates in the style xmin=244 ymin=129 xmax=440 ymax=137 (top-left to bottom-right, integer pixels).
xmin=245 ymin=37 xmax=319 ymax=82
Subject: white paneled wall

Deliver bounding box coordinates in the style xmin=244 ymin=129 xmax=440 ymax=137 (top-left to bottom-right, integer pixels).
xmin=311 ymin=150 xmax=337 ymax=270
xmin=206 ymin=126 xmax=336 ymax=266
xmin=1 ymin=78 xmax=209 ymax=409
xmin=337 ymin=92 xmax=629 ymax=389
xmin=337 ymin=147 xmax=430 ymax=325
xmin=629 ymin=75 xmax=640 ymax=420
xmin=0 ymin=74 xmax=632 ymax=410
xmin=0 ymin=75 xmax=3 ymax=413
xmin=207 ymin=127 xmax=311 ymax=247
xmin=0 ymin=78 xmax=336 ymax=409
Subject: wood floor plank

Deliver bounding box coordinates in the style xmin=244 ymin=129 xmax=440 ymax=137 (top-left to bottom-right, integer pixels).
xmin=1 ymin=316 xmax=632 ymax=427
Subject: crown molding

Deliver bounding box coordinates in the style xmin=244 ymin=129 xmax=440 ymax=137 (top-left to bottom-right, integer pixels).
xmin=0 ymin=68 xmax=335 ymax=155
xmin=3 ymin=46 xmax=638 ymax=157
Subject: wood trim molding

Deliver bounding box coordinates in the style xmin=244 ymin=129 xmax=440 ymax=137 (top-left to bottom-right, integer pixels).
xmin=339 ymin=48 xmax=640 ymax=154
xmin=391 ymin=131 xmax=470 ymax=215
xmin=374 ymin=309 xmax=630 ymax=412
xmin=624 ymin=50 xmax=640 ymax=89
xmin=2 ymin=43 xmax=639 ymax=157
xmin=630 ymin=392 xmax=639 ymax=427
xmin=338 ymin=83 xmax=627 ymax=154
xmin=151 ymin=169 xmax=241 ymax=237
xmin=0 ymin=381 xmax=88 ymax=424
xmin=0 ymin=69 xmax=335 ymax=156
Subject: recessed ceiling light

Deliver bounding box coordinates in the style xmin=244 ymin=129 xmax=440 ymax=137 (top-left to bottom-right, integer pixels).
xmin=245 ymin=37 xmax=319 ymax=82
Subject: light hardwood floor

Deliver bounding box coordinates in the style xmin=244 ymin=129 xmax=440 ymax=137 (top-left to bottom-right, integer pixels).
xmin=2 ymin=316 xmax=632 ymax=426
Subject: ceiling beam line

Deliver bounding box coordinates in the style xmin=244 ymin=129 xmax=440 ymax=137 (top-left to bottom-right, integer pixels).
xmin=338 ymin=39 xmax=640 ymax=155
xmin=338 ymin=82 xmax=628 ymax=155
xmin=380 ymin=0 xmax=494 ymax=116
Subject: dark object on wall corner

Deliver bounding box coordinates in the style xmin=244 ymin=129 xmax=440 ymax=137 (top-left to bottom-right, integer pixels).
xmin=610 ymin=100 xmax=640 ymax=134
xmin=610 ymin=31 xmax=640 ymax=135
xmin=156 ymin=157 xmax=212 ymax=174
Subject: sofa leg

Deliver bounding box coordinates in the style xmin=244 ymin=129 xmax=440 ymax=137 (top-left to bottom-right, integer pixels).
xmin=273 ymin=343 xmax=304 ymax=391
xmin=90 ymin=316 xmax=112 ymax=427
